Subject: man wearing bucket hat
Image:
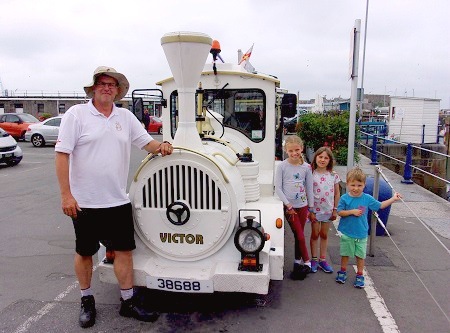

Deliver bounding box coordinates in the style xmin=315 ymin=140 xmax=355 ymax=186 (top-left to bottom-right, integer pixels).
xmin=55 ymin=66 xmax=172 ymax=328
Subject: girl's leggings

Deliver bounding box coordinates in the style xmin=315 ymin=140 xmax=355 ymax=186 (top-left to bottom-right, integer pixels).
xmin=285 ymin=206 xmax=310 ymax=262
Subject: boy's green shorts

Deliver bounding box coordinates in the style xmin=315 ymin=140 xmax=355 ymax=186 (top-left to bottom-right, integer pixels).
xmin=339 ymin=234 xmax=368 ymax=259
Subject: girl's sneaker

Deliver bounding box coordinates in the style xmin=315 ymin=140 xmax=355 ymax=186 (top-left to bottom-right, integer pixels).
xmin=318 ymin=260 xmax=334 ymax=273
xmin=291 ymin=263 xmax=307 ymax=280
xmin=310 ymin=260 xmax=318 ymax=273
xmin=335 ymin=270 xmax=347 ymax=284
xmin=354 ymin=275 xmax=365 ymax=288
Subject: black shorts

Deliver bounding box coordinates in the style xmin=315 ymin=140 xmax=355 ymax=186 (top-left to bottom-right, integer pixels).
xmin=72 ymin=203 xmax=136 ymax=256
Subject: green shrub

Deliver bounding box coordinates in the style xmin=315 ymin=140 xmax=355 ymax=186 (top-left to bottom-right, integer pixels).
xmin=39 ymin=113 xmax=53 ymax=120
xmin=296 ymin=111 xmax=359 ymax=165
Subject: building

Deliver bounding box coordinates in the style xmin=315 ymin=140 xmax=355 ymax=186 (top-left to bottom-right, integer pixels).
xmin=388 ymin=97 xmax=440 ymax=144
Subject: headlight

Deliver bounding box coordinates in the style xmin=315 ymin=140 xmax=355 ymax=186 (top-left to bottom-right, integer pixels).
xmin=235 ymin=227 xmax=264 ymax=254
xmin=234 ymin=210 xmax=269 ymax=272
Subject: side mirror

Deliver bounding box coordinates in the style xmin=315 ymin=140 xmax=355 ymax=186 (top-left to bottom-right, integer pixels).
xmin=161 ymin=99 xmax=167 ymax=108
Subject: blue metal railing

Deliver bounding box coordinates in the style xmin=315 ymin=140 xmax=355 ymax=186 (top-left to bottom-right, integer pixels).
xmin=359 ymin=131 xmax=450 ymax=190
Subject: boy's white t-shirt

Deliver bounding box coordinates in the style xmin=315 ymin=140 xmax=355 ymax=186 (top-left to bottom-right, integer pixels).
xmin=55 ymin=100 xmax=152 ymax=208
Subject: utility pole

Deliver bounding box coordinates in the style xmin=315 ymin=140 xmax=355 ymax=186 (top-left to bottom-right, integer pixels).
xmin=347 ymin=19 xmax=361 ymax=171
xmin=359 ymin=0 xmax=369 ymax=114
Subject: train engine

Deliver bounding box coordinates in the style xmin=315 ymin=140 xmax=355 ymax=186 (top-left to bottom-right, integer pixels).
xmin=98 ymin=32 xmax=285 ymax=295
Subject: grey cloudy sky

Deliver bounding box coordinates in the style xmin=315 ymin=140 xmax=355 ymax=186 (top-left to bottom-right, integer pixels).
xmin=1 ymin=0 xmax=449 ymax=107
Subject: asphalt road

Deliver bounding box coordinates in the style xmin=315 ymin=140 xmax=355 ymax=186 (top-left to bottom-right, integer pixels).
xmin=0 ymin=138 xmax=449 ymax=333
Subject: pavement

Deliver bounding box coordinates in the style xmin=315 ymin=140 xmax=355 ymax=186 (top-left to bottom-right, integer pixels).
xmin=334 ymin=155 xmax=450 ymax=241
xmin=329 ymin=155 xmax=450 ymax=330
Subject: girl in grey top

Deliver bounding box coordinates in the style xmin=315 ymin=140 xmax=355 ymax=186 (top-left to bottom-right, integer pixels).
xmin=275 ymin=136 xmax=314 ymax=280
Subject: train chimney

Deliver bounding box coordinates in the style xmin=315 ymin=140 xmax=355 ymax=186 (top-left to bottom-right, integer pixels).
xmin=161 ymin=32 xmax=213 ymax=151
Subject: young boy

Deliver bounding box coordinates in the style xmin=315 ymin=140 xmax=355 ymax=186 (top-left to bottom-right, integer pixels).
xmin=335 ymin=168 xmax=401 ymax=288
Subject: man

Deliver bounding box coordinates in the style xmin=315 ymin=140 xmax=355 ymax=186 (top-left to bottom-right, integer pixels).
xmin=143 ymin=108 xmax=150 ymax=132
xmin=55 ymin=66 xmax=172 ymax=328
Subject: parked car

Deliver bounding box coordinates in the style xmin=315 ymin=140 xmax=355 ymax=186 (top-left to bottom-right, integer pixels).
xmin=0 ymin=113 xmax=39 ymax=140
xmin=147 ymin=116 xmax=163 ymax=134
xmin=0 ymin=128 xmax=23 ymax=166
xmin=25 ymin=116 xmax=62 ymax=147
xmin=283 ymin=115 xmax=300 ymax=133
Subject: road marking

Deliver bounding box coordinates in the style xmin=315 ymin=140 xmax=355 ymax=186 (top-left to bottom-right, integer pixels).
xmin=333 ymin=219 xmax=400 ymax=332
xmin=353 ymin=266 xmax=400 ymax=333
xmin=12 ymin=264 xmax=99 ymax=333
xmin=0 ymin=165 xmax=47 ymax=177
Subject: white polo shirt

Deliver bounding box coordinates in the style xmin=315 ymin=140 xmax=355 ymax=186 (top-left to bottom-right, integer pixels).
xmin=55 ymin=100 xmax=153 ymax=208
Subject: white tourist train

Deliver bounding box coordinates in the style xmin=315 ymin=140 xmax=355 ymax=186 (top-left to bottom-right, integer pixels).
xmin=98 ymin=31 xmax=293 ymax=295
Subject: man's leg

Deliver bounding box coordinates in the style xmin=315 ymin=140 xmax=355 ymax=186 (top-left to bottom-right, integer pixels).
xmin=115 ymin=250 xmax=159 ymax=322
xmin=74 ymin=254 xmax=93 ymax=289
xmin=75 ymin=254 xmax=96 ymax=328
xmin=113 ymin=250 xmax=133 ymax=289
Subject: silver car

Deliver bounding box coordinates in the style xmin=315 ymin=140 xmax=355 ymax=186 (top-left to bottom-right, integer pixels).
xmin=0 ymin=128 xmax=23 ymax=166
xmin=25 ymin=116 xmax=62 ymax=147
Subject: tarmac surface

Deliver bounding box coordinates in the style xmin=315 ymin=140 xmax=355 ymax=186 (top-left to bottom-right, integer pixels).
xmin=0 ymin=143 xmax=449 ymax=332
xmin=333 ymin=155 xmax=450 ymax=331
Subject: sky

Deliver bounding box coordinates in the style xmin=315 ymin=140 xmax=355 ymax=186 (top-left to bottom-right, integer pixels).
xmin=0 ymin=0 xmax=449 ymax=108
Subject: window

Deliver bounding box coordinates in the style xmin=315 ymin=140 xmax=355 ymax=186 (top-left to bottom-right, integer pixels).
xmin=45 ymin=118 xmax=61 ymax=126
xmin=14 ymin=104 xmax=24 ymax=113
xmin=6 ymin=114 xmax=20 ymax=123
xmin=169 ymin=89 xmax=266 ymax=142
xmin=58 ymin=103 xmax=65 ymax=114
xmin=38 ymin=104 xmax=44 ymax=113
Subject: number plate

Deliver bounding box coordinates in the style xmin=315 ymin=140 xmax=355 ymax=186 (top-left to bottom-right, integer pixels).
xmin=146 ymin=276 xmax=213 ymax=293
xmin=4 ymin=153 xmax=13 ymax=158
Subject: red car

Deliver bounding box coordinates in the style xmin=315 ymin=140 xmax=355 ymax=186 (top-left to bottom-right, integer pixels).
xmin=147 ymin=116 xmax=163 ymax=134
xmin=0 ymin=113 xmax=39 ymax=140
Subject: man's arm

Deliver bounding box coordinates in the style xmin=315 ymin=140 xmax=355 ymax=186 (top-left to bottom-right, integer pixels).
xmin=55 ymin=152 xmax=81 ymax=218
xmin=143 ymin=140 xmax=173 ymax=156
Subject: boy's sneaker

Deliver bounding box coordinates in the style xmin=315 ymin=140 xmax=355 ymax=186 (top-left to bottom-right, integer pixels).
xmin=120 ymin=296 xmax=159 ymax=322
xmin=318 ymin=260 xmax=334 ymax=273
xmin=335 ymin=270 xmax=347 ymax=284
xmin=310 ymin=260 xmax=318 ymax=273
xmin=354 ymin=274 xmax=365 ymax=289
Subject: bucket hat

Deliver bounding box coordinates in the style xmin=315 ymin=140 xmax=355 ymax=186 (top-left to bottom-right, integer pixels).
xmin=84 ymin=66 xmax=129 ymax=102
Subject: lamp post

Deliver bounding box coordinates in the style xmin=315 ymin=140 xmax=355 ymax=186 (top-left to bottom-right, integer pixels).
xmin=347 ymin=19 xmax=361 ymax=171
xmin=359 ymin=0 xmax=369 ymax=114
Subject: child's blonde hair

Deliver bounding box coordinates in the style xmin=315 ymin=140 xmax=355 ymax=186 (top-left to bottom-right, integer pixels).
xmin=311 ymin=147 xmax=335 ymax=171
xmin=283 ymin=135 xmax=304 ymax=163
xmin=283 ymin=135 xmax=304 ymax=149
xmin=346 ymin=167 xmax=366 ymax=183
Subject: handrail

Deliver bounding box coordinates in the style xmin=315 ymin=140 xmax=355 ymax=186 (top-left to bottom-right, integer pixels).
xmin=133 ymin=146 xmax=229 ymax=183
xmin=212 ymin=152 xmax=239 ymax=166
xmin=133 ymin=153 xmax=156 ymax=182
xmin=358 ymin=131 xmax=450 ymax=193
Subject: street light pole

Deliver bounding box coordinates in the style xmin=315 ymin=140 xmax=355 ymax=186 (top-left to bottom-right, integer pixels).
xmin=347 ymin=19 xmax=361 ymax=171
xmin=359 ymin=0 xmax=369 ymax=113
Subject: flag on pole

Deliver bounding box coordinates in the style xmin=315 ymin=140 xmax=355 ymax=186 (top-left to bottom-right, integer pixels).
xmin=238 ymin=44 xmax=254 ymax=65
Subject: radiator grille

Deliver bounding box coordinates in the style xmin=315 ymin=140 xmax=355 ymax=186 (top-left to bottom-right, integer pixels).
xmin=0 ymin=145 xmax=16 ymax=152
xmin=142 ymin=165 xmax=222 ymax=210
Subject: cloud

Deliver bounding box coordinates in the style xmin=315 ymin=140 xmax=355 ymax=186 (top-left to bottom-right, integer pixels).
xmin=0 ymin=0 xmax=448 ymax=107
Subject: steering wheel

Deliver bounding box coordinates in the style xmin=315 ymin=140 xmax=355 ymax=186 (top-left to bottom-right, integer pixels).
xmin=166 ymin=201 xmax=191 ymax=226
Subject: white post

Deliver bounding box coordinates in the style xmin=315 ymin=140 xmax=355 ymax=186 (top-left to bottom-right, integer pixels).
xmin=347 ymin=20 xmax=361 ymax=171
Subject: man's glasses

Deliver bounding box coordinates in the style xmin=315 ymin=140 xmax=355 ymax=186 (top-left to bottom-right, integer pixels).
xmin=96 ymin=82 xmax=118 ymax=88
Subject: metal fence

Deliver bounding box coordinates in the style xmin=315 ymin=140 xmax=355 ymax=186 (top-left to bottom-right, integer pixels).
xmin=359 ymin=131 xmax=450 ymax=201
